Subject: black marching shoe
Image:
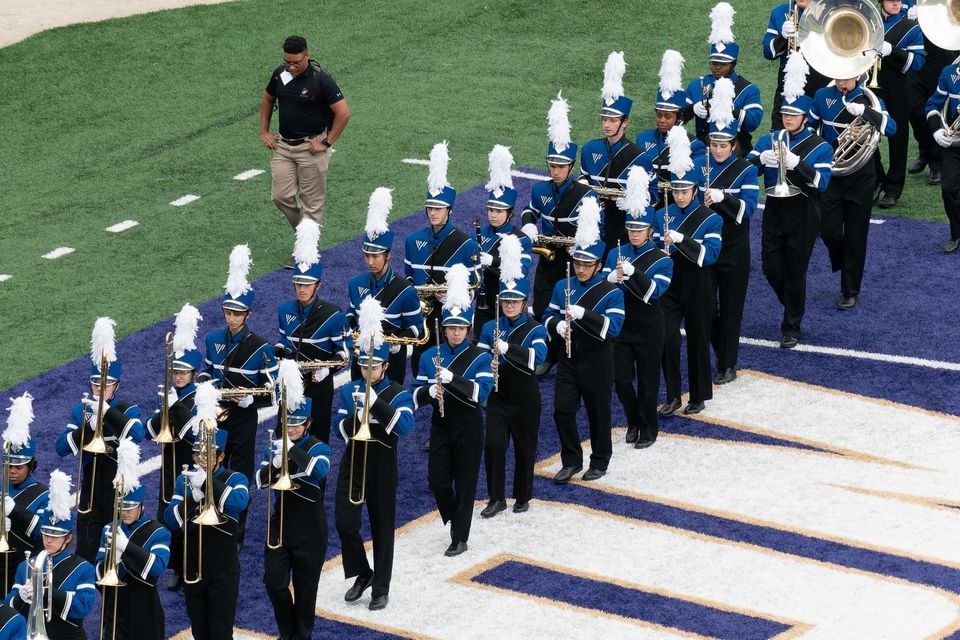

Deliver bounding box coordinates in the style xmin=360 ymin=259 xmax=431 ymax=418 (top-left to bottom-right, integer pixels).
xmin=780 ymin=334 xmax=799 ymax=349
xmin=445 ymin=541 xmax=468 ymax=557
xmin=683 ymin=401 xmax=705 ymax=415
xmin=625 ymin=427 xmax=639 ymax=443
xmin=878 ymin=194 xmax=897 ymax=209
xmin=713 ymin=368 xmax=737 ymax=385
xmin=944 ymin=238 xmax=960 ymax=253
xmin=582 ymin=467 xmax=605 ymax=481
xmin=634 ymin=438 xmax=655 ymax=450
xmin=481 ymin=499 xmax=507 ymax=518
xmin=929 ymin=169 xmax=942 ymax=185
xmin=658 ymin=397 xmax=682 ymax=417
xmin=513 ymin=501 xmax=529 ymax=513
xmin=907 ymin=157 xmax=927 ymax=174
xmin=837 ymin=295 xmax=858 ymax=310
xmin=369 ymin=594 xmax=389 ymax=611
xmin=344 ymin=572 xmax=374 ymax=602
xmin=553 ymin=465 xmax=582 ymax=484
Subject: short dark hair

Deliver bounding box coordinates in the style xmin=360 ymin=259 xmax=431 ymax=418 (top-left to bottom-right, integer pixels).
xmin=283 ymin=36 xmax=308 ymax=54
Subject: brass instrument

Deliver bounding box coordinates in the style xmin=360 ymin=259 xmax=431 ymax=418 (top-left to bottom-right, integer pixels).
xmin=182 ymin=418 xmax=226 ymax=586
xmin=492 ymin=296 xmax=501 ymax=392
xmin=0 ymin=443 xmax=15 ymax=595
xmin=414 ymin=269 xmax=482 ymax=316
xmin=766 ymin=131 xmax=802 ymax=198
xmin=563 ymin=263 xmax=572 ymax=358
xmin=593 ymin=185 xmax=627 ymax=208
xmin=917 ymin=0 xmax=960 ymax=50
xmin=78 ymin=353 xmax=110 ymax=515
xmin=942 ymin=99 xmax=960 ymax=145
xmin=352 ymin=318 xmax=431 ymax=357
xmin=266 ymin=380 xmax=299 ymax=550
xmin=296 ymin=329 xmax=350 ymax=371
xmin=433 ymin=319 xmax=445 ymax=418
xmin=788 ymin=0 xmax=800 ymax=52
xmin=216 ymin=353 xmax=275 ymax=421
xmin=155 ymin=333 xmax=179 ymax=505
xmin=798 ymin=0 xmax=884 ymax=81
xmin=832 ymin=87 xmax=883 ymax=175
xmin=98 ymin=479 xmax=126 ymax=640
xmin=348 ymin=335 xmax=378 ymax=506
xmin=474 ymin=219 xmax=490 ymax=311
xmin=24 ymin=550 xmax=53 ymax=640
xmin=532 ymin=234 xmax=576 ymax=262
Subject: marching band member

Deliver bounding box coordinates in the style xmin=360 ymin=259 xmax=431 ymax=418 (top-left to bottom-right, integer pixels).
xmin=656 ymin=128 xmax=723 ymax=417
xmin=346 ymin=188 xmax=423 ymax=384
xmin=762 ymin=0 xmax=830 ymax=131
xmin=475 ymin=145 xmax=533 ymax=337
xmin=637 ymin=50 xmax=706 ymax=205
xmin=277 ymin=220 xmax=350 ymax=443
xmin=6 ymin=470 xmax=97 ymax=640
xmin=873 ymin=0 xmax=926 ymax=209
xmin=477 ymin=235 xmax=547 ymax=516
xmin=686 ymin=2 xmax=763 ymax=154
xmin=145 ymin=304 xmax=201 ymax=591
xmin=602 ymin=168 xmax=673 ymax=447
xmin=2 ymin=393 xmax=48 ymax=596
xmin=811 ymin=76 xmax=896 ymax=309
xmin=404 ymin=141 xmax=479 ymax=376
xmin=259 ymin=362 xmax=332 ymax=637
xmin=164 ymin=383 xmax=249 ymax=640
xmin=703 ymin=78 xmax=760 ymax=384
xmin=580 ymin=52 xmax=645 ymax=254
xmin=926 ymin=55 xmax=960 ymax=252
xmin=335 ymin=299 xmax=414 ymax=610
xmin=95 ymin=440 xmax=170 ymax=640
xmin=413 ymin=265 xmax=493 ymax=556
xmin=750 ymin=53 xmax=834 ymax=349
xmin=542 ymin=198 xmax=624 ymax=482
xmin=197 ymin=245 xmax=276 ymax=545
xmin=56 ymin=318 xmax=144 ymax=562
xmin=0 ymin=603 xmax=24 ymax=640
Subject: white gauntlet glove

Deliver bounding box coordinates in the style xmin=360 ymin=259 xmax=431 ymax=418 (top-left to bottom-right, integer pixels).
xmin=311 ymin=367 xmax=329 ymax=383
xmin=479 ymin=252 xmax=493 ymax=267
xmin=606 ymin=270 xmax=620 ymax=284
xmin=4 ymin=495 xmax=14 ymax=516
xmin=907 ymin=4 xmax=918 ymax=19
xmin=784 ymin=152 xmax=800 ymax=170
xmin=271 ymin=439 xmax=284 ymax=468
xmin=437 ymin=368 xmax=453 ymax=384
xmin=781 ymin=20 xmax=797 ymax=39
xmin=693 ymin=102 xmax=709 ymax=119
xmin=667 ymin=230 xmax=685 ymax=244
xmin=389 ymin=343 xmax=402 ymax=354
xmin=759 ymin=150 xmax=778 ymax=167
xmin=496 ymin=339 xmax=510 ymax=354
xmin=106 ymin=526 xmax=129 ymax=554
xmin=237 ymin=394 xmax=254 ymax=408
xmin=568 ymin=304 xmax=585 ymax=320
xmin=521 ymin=223 xmax=539 ymax=242
xmin=619 ymin=260 xmax=635 ymax=277
xmin=428 ymin=384 xmax=440 ymax=399
xmin=880 ymin=41 xmax=893 ymax=57
xmin=555 ymin=320 xmax=569 ymax=337
xmin=707 ymin=188 xmax=726 ymax=204
xmin=844 ymin=101 xmax=865 ymax=117
xmin=19 ymin=584 xmax=32 ymax=605
xmin=935 ymin=128 xmax=952 ymax=148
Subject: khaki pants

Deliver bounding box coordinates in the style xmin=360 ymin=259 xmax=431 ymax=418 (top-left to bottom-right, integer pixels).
xmin=271 ymin=139 xmax=330 ymax=230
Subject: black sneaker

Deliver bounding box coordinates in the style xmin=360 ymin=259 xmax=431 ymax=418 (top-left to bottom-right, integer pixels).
xmin=480 ymin=499 xmax=507 ymax=518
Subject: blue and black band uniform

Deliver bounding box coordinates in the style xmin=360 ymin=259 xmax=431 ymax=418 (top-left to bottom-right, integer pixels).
xmin=0 ymin=603 xmax=25 ymax=640
xmin=413 ymin=341 xmax=493 ymax=547
xmin=907 ymin=32 xmax=959 ymax=179
xmin=334 ymin=379 xmax=414 ymax=601
xmin=542 ymin=272 xmax=624 ymax=472
xmin=684 ymin=73 xmax=764 ymax=153
xmin=579 ymin=137 xmax=645 ymax=254
xmin=473 ymin=223 xmax=533 ymax=338
xmin=6 ymin=548 xmax=97 ymax=640
xmin=636 ymin=129 xmax=708 ymax=206
xmin=926 ymin=61 xmax=960 ymax=241
xmin=3 ymin=476 xmax=47 ymax=595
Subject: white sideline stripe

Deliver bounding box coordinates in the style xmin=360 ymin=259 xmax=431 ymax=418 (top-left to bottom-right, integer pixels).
xmin=402 ymin=158 xmax=547 ymax=182
xmin=233 ymin=169 xmax=265 ymax=181
xmin=131 ymin=368 xmax=354 ymax=480
xmin=42 ymin=247 xmax=74 ymax=260
xmin=106 ymin=220 xmax=139 ymax=233
xmin=170 ymin=195 xmax=200 ymax=207
xmin=0 ymin=275 xmax=10 ymax=282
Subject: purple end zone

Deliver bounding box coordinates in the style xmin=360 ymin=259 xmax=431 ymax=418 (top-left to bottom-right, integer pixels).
xmin=2 ymin=172 xmax=959 ymax=638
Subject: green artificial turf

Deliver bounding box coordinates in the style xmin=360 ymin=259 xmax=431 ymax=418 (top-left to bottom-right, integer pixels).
xmin=0 ymin=0 xmax=947 ymax=389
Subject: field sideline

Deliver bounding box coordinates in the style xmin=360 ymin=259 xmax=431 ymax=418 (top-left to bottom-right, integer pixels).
xmin=0 ymin=0 xmax=946 ymax=390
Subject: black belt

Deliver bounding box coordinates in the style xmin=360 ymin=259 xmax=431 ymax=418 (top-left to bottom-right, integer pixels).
xmin=281 ymin=137 xmax=313 ymax=146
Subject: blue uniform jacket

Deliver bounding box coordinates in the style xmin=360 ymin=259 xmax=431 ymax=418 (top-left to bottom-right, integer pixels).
xmin=146 ymin=382 xmax=199 ymax=445
xmin=749 ymin=128 xmax=835 ymax=194
xmin=542 ymin=273 xmax=625 ymax=341
xmin=413 ymin=341 xmax=493 ymax=409
xmin=201 ymin=326 xmax=278 ymax=390
xmin=479 ymin=222 xmax=533 ymax=275
xmin=403 ymin=222 xmax=479 ymax=286
xmin=926 ymin=63 xmax=960 ymax=137
xmin=345 ymin=267 xmax=423 ymax=337
xmin=686 ymin=73 xmax=764 ymax=139
xmin=809 ymin=85 xmax=897 ymax=147
xmin=256 ymin=435 xmax=331 ymax=492
xmin=882 ymin=12 xmax=925 ymax=74
xmin=602 ymin=240 xmax=674 ymax=303
xmin=163 ymin=466 xmax=250 ymax=532
xmin=520 ymin=177 xmax=602 ymax=238
xmin=336 ymin=377 xmax=415 ymax=441
xmin=6 ymin=550 xmax=97 ymax=625
xmin=56 ymin=398 xmax=144 ymax=461
xmin=653 ymin=203 xmax=724 ymax=267
xmin=579 ymin=137 xmax=645 ymax=191
xmin=477 ymin=315 xmax=548 ymax=374
xmin=0 ymin=606 xmax=25 ymax=640
xmin=9 ymin=476 xmax=48 ymax=545
xmin=95 ymin=515 xmax=171 ymax=584
xmin=276 ymin=298 xmax=350 ymax=359
xmin=705 ymin=155 xmax=760 ymax=225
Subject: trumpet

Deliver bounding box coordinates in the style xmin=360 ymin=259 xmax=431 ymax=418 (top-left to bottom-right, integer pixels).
xmin=78 ymin=352 xmax=110 ymax=515
xmin=182 ymin=419 xmax=226 ymax=586
xmin=97 ymin=478 xmax=126 ymax=640
xmin=532 ymin=234 xmax=576 ymax=261
xmin=348 ymin=334 xmax=379 ymax=506
xmin=0 ymin=443 xmax=15 ymax=596
xmin=24 ymin=550 xmax=52 ymax=640
xmin=788 ymin=0 xmax=800 ymax=52
xmin=266 ymin=381 xmax=299 ymax=550
xmin=766 ymin=131 xmax=802 ymax=198
xmin=433 ymin=319 xmax=445 ymax=418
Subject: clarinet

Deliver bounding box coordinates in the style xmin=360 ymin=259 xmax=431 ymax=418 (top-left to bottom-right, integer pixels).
xmin=564 ymin=262 xmax=572 ymax=358
xmin=433 ymin=319 xmax=445 ymax=418
xmin=660 ymin=182 xmax=673 ymax=256
xmin=492 ymin=295 xmax=501 ymax=392
xmin=474 ymin=218 xmax=489 ymax=311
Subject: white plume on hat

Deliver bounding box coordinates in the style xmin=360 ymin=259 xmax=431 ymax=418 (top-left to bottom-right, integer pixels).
xmin=277 ymin=359 xmax=305 ymax=413
xmin=485 ymin=145 xmax=514 ymax=195
xmin=357 ymin=297 xmax=386 ymax=353
xmin=114 ymin=437 xmax=141 ymax=495
xmin=667 ymin=126 xmax=694 ymax=177
xmin=601 ymin=51 xmax=627 ymax=105
xmin=225 ymin=245 xmax=253 ymax=299
xmin=48 ymin=470 xmax=72 ymax=524
xmin=617 ymin=166 xmax=652 ymax=214
xmin=3 ymin=392 xmax=33 ymax=450
xmin=575 ymin=197 xmax=602 ymax=250
xmin=498 ymin=235 xmax=524 ymax=287
xmin=193 ymin=381 xmax=221 ymax=434
xmin=293 ymin=220 xmax=321 ymax=269
xmin=783 ymin=51 xmax=809 ymax=102
xmin=659 ymin=50 xmax=685 ymax=99
xmin=709 ymin=2 xmax=737 ymax=44
xmin=91 ymin=317 xmax=117 ymax=366
xmin=365 ymin=187 xmax=393 ymax=239
xmin=173 ymin=303 xmax=202 ymax=356
xmin=548 ymin=91 xmax=572 ymax=153
xmin=709 ymin=77 xmax=736 ymax=131
xmin=427 ymin=141 xmax=450 ymax=196
xmin=443 ymin=263 xmax=472 ymax=313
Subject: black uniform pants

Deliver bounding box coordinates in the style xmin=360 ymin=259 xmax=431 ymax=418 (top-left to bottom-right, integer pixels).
xmin=263 ymin=531 xmax=326 ymax=640
xmin=943 ymin=148 xmax=960 ymax=240
xmin=100 ymin=581 xmax=165 ymax=640
xmin=428 ymin=410 xmax=483 ymax=545
xmin=306 ymin=379 xmax=334 ymax=443
xmin=554 ymin=346 xmax=614 ymax=471
xmin=820 ymin=168 xmax=875 ymax=298
xmin=484 ymin=389 xmax=541 ymax=503
xmin=335 ymin=443 xmax=398 ymax=597
xmin=76 ymin=513 xmax=108 ymax=563
xmin=532 ymin=254 xmax=570 ymax=320
xmin=662 ymin=263 xmax=714 ymax=405
xmin=711 ymin=232 xmax=750 ymax=372
xmin=221 ymin=406 xmax=257 ymax=545
xmin=762 ymin=196 xmax=820 ymax=337
xmin=184 ymin=560 xmax=240 ymax=640
xmin=614 ymin=318 xmax=663 ymax=442
xmin=874 ymin=77 xmax=912 ymax=199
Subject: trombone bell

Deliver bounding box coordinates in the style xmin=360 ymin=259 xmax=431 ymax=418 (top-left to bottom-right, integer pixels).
xmin=351 ymin=418 xmax=376 ymax=443
xmin=193 ymin=503 xmax=225 ymax=527
xmin=82 ymin=435 xmax=109 ymax=455
xmin=97 ymin=566 xmax=125 ymax=588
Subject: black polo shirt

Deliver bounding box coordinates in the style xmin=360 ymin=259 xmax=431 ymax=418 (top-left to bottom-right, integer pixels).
xmin=266 ymin=62 xmax=344 ymax=139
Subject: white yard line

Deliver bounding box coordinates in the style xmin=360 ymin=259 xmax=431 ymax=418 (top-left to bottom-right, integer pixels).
xmin=170 ymin=194 xmax=200 ymax=207
xmin=233 ymin=169 xmax=265 ymax=181
xmin=0 ymin=275 xmax=11 ymax=283
xmin=739 ymin=336 xmax=960 ymax=371
xmin=42 ymin=247 xmax=74 ymax=260
xmin=106 ymin=220 xmax=139 ymax=233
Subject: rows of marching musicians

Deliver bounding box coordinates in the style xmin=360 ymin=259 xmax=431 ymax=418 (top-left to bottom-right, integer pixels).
xmin=2 ymin=1 xmax=959 ymax=639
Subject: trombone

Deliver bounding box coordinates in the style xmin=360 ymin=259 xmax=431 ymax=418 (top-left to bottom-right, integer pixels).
xmin=0 ymin=443 xmax=16 ymax=596
xmin=97 ymin=478 xmax=126 ymax=640
xmin=182 ymin=419 xmax=225 ymax=585
xmin=348 ymin=335 xmax=379 ymax=506
xmin=78 ymin=353 xmax=110 ymax=515
xmin=24 ymin=550 xmax=52 ymax=640
xmin=154 ymin=333 xmax=179 ymax=504
xmin=265 ymin=380 xmax=299 ymax=550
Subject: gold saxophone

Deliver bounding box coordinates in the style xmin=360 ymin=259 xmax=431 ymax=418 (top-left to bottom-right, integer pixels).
xmin=532 ymin=234 xmax=576 ymax=262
